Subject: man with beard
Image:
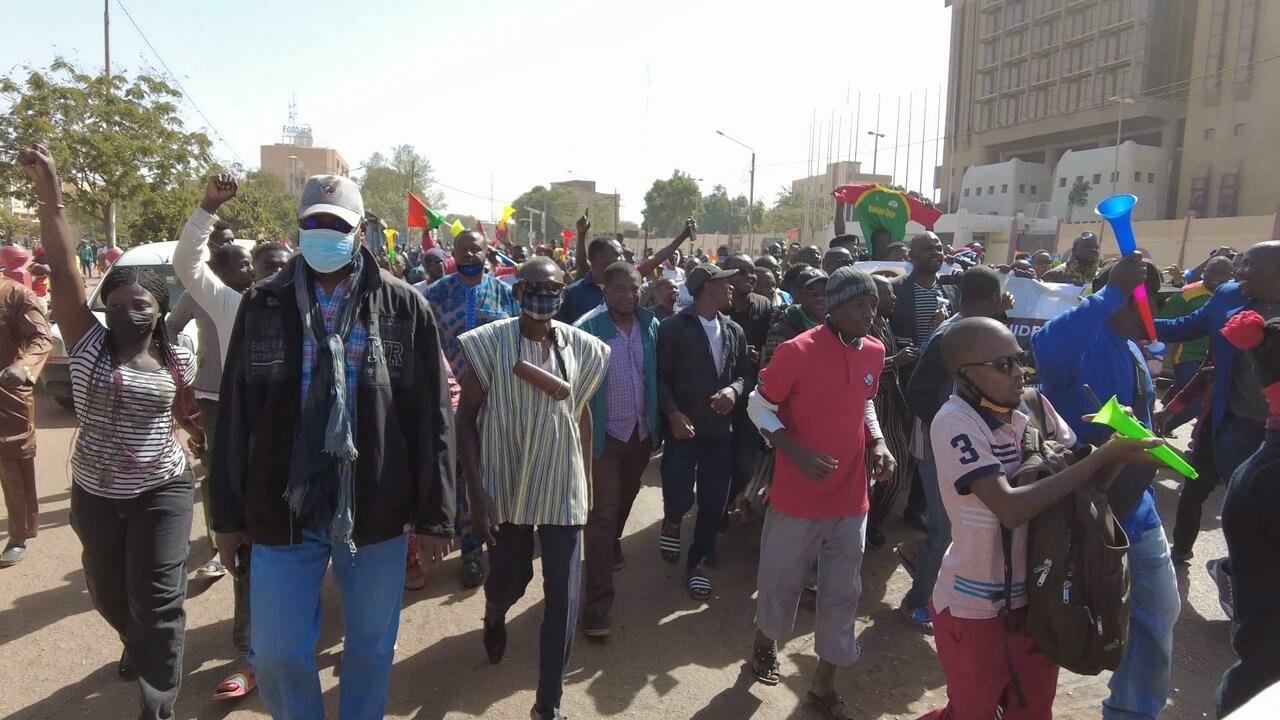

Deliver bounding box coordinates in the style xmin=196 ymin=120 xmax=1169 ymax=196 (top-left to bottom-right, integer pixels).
xmin=456 ymin=257 xmax=609 ymax=720
xmin=746 ymin=267 xmax=894 ymax=717
xmin=423 ymin=230 xmax=519 ymax=588
xmin=560 ymin=216 xmax=692 ymax=324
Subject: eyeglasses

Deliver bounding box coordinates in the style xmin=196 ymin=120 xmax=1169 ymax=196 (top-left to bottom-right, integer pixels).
xmin=518 ymin=280 xmax=565 ymax=295
xmin=299 ymin=215 xmax=355 ymax=234
xmin=959 ymin=351 xmax=1031 ymax=376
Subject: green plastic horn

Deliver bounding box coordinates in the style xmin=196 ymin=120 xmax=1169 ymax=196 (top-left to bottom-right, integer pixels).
xmin=1089 ymin=396 xmax=1198 ymax=479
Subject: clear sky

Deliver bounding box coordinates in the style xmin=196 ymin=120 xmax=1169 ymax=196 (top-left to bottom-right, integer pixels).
xmin=2 ymin=0 xmax=953 ymax=223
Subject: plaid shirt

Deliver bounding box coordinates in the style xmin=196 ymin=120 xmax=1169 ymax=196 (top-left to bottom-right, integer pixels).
xmin=605 ymin=319 xmax=648 ymax=441
xmin=300 ymin=270 xmax=367 ymax=417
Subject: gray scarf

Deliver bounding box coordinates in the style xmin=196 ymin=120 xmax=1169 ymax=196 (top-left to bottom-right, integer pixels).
xmin=286 ymin=255 xmax=365 ymax=551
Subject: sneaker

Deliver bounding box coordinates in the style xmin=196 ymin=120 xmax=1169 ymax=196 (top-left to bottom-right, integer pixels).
xmin=462 ymin=554 xmax=487 ymax=589
xmin=612 ymin=540 xmax=625 ymax=572
xmin=583 ymin=610 xmax=611 ymax=638
xmin=404 ymin=562 xmax=427 ymax=591
xmin=196 ymin=558 xmax=227 ymax=580
xmin=483 ymin=611 xmax=507 ymax=664
xmin=0 ymin=541 xmax=27 ymax=568
xmin=1206 ymin=558 xmax=1235 ymax=620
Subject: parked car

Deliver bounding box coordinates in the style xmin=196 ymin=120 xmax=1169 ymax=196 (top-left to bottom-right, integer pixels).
xmin=39 ymin=239 xmax=253 ymax=409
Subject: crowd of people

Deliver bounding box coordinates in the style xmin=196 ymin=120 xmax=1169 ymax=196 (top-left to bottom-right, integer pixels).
xmin=6 ymin=141 xmax=1279 ymax=720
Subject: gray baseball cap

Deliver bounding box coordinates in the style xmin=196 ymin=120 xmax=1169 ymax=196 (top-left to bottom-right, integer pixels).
xmin=298 ymin=175 xmax=364 ymax=227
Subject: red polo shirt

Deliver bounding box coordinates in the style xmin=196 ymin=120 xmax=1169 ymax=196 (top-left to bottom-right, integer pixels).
xmin=757 ymin=325 xmax=885 ymax=518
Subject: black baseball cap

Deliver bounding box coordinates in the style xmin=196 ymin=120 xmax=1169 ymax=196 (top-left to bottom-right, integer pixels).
xmin=686 ymin=263 xmax=739 ymax=296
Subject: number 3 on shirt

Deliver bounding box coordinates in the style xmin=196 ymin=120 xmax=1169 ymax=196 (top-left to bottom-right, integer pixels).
xmin=950 ymin=434 xmax=979 ymax=465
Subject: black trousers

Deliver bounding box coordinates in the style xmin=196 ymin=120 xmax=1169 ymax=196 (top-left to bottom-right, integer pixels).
xmin=71 ymin=479 xmax=193 ymax=720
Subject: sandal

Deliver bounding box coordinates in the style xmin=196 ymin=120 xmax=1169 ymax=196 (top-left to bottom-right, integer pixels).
xmin=751 ymin=642 xmax=780 ymax=686
xmin=899 ymin=600 xmax=934 ymax=635
xmin=659 ymin=520 xmax=681 ymax=564
xmin=807 ymin=690 xmax=850 ymax=720
xmin=687 ymin=573 xmax=712 ymax=601
xmin=212 ymin=669 xmax=257 ymax=701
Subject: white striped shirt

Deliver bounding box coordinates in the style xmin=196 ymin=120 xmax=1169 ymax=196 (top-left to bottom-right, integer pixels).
xmin=458 ymin=318 xmax=610 ymax=526
xmin=69 ymin=322 xmax=197 ymax=498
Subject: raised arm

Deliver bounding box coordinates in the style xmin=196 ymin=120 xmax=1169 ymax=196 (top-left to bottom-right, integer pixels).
xmin=834 ymin=200 xmax=846 ymax=236
xmin=573 ymin=214 xmax=591 ymax=281
xmin=174 ymin=175 xmax=242 ymax=319
xmin=19 ymin=146 xmax=92 ymax=349
xmin=637 ymin=219 xmax=694 ymax=278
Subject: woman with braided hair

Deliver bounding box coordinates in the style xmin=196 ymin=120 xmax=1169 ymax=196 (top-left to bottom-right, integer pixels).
xmin=22 ymin=145 xmax=200 ymax=720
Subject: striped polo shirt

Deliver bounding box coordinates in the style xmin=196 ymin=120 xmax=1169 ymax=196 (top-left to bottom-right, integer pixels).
xmin=929 ymin=393 xmax=1076 ymax=620
xmin=458 ymin=318 xmax=610 ymax=527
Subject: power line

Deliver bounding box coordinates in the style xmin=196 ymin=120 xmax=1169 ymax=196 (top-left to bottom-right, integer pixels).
xmin=113 ymin=0 xmax=245 ymax=165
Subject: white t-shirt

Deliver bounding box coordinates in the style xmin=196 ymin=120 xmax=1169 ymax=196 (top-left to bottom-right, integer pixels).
xmin=699 ymin=316 xmax=725 ymax=375
xmin=69 ymin=322 xmax=197 ymax=498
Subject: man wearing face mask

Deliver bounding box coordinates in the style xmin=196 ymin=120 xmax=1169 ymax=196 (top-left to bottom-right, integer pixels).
xmin=423 ymin=229 xmax=518 ymax=589
xmin=211 ymin=175 xmax=455 ymax=720
xmin=455 ymin=257 xmax=610 ymax=720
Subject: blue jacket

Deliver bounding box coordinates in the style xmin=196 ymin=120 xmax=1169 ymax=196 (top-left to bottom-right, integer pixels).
xmin=556 ymin=275 xmax=604 ymax=325
xmin=1155 ymin=282 xmax=1248 ymax=430
xmin=1032 ymin=284 xmax=1160 ymax=537
xmin=575 ymin=306 xmax=661 ymax=460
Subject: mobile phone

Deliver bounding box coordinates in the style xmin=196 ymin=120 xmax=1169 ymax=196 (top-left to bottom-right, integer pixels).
xmin=1082 ymin=384 xmax=1103 ymax=411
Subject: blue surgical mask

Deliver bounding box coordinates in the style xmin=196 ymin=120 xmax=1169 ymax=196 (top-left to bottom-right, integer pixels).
xmin=299 ymin=228 xmax=357 ymax=273
xmin=521 ymin=293 xmax=562 ymax=321
xmin=457 ymin=263 xmax=484 ymax=278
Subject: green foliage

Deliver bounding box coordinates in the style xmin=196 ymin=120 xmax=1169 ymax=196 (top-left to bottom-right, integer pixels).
xmin=0 ymin=206 xmax=37 ymax=244
xmin=216 ymin=170 xmax=297 ymax=243
xmin=508 ymin=185 xmax=580 ymax=245
xmin=116 ymin=180 xmax=200 ymax=246
xmin=357 ymin=145 xmax=446 ymax=238
xmin=696 ymin=185 xmax=733 ymax=234
xmin=0 ymin=58 xmax=214 ymax=246
xmin=1067 ymin=180 xmax=1092 ymax=222
xmin=642 ymin=171 xmax=702 ymax=236
xmin=760 ymin=188 xmax=805 ymax=234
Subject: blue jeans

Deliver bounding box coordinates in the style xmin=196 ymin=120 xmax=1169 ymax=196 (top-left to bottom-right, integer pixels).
xmin=250 ymin=529 xmax=409 ymax=720
xmin=903 ymin=450 xmax=949 ymax=611
xmin=660 ymin=436 xmax=732 ymax=570
xmin=1104 ymin=523 xmax=1180 ymax=720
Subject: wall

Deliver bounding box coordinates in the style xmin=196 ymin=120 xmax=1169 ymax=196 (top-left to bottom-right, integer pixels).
xmin=260 ymin=144 xmax=350 ymax=198
xmin=1050 ymin=142 xmax=1170 ymax=221
xmin=1056 ymin=213 xmax=1278 ymax=268
xmin=958 ymin=159 xmax=1052 ymax=216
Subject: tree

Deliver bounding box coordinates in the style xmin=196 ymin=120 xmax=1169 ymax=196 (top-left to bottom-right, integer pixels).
xmin=356 ymin=145 xmax=446 ymax=238
xmin=1067 ymin=179 xmax=1092 ymax=222
xmin=116 ymin=180 xmax=200 ymax=246
xmin=0 ymin=206 xmax=37 ymax=244
xmin=642 ymin=171 xmax=701 ymax=237
xmin=216 ymin=170 xmax=297 ymax=243
xmin=508 ymin=185 xmax=580 ymax=245
xmin=0 ymin=58 xmax=214 ymax=247
xmin=696 ymin=185 xmax=734 ymax=234
xmin=760 ymin=188 xmax=805 ymax=234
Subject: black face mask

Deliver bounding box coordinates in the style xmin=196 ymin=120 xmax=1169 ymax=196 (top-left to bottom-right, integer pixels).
xmin=106 ymin=308 xmax=156 ymax=340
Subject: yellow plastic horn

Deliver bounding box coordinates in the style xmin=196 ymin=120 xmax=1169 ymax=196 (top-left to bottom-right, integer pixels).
xmin=1090 ymin=396 xmax=1198 ymax=479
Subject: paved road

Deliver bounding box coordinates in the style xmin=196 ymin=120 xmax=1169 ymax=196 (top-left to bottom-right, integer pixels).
xmin=0 ymin=394 xmax=1238 ymax=719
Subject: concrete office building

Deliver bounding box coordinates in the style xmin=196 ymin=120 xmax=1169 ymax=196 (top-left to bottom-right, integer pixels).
xmin=259 ymin=123 xmax=350 ymax=200
xmin=958 ymin=158 xmax=1052 ymax=216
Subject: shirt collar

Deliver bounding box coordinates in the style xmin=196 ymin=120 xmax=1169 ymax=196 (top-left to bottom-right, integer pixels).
xmin=959 ymin=393 xmax=1022 ymax=431
xmin=822 ymin=320 xmax=864 ymax=349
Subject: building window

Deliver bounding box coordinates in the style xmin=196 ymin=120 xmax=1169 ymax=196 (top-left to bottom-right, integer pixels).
xmin=1204 ymin=128 xmax=1216 ymax=140
xmin=1093 ymin=173 xmax=1102 ymax=184
xmin=1076 ymin=175 xmax=1084 ymax=184
xmin=976 ymin=187 xmax=983 ymax=196
xmin=1019 ymin=184 xmax=1027 ymax=193
xmin=988 ymin=186 xmax=996 ymax=195
xmin=1236 ymin=0 xmax=1258 ymax=85
xmin=1030 ymin=184 xmax=1038 ymax=194
xmin=1235 ymin=123 xmax=1246 ymax=136
xmin=1147 ymin=173 xmax=1155 ymax=183
xmin=1134 ymin=171 xmax=1142 ymax=183
xmin=1002 ymin=184 xmax=1009 ymax=194
xmin=964 ymin=188 xmax=971 ymax=197
xmin=1059 ymin=177 xmax=1067 ymax=188
xmin=1219 ymin=169 xmax=1240 ymax=217
xmin=1205 ymin=0 xmax=1228 ymax=91
xmin=1111 ymin=171 xmax=1119 ymax=182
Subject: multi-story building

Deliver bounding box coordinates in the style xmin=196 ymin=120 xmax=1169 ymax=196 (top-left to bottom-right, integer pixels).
xmin=941 ymin=0 xmax=1198 ymax=219
xmin=259 ymin=124 xmax=350 ymax=200
xmin=792 ymin=160 xmax=893 ymax=241
xmin=549 ymin=179 xmax=620 ymax=233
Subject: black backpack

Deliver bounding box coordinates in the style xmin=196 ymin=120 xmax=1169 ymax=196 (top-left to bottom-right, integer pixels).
xmin=998 ymin=390 xmax=1132 ymax=703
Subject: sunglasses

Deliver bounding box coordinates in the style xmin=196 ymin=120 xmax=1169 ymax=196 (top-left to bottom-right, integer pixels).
xmin=960 ymin=351 xmax=1032 ymax=376
xmin=299 ymin=215 xmax=355 ymax=234
xmin=518 ymin=280 xmax=565 ymax=295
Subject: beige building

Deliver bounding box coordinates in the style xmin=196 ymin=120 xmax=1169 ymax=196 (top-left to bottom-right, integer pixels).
xmin=792 ymin=160 xmax=893 ymax=241
xmin=549 ymin=179 xmax=620 ymax=233
xmin=941 ymin=0 xmax=1198 ymax=218
xmin=260 ymin=129 xmax=350 ymax=200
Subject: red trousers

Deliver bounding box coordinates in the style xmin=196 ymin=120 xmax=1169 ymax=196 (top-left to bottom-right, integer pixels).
xmin=917 ymin=605 xmax=1059 ymax=720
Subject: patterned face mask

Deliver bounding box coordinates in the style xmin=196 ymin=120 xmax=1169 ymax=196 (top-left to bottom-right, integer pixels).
xmin=521 ymin=292 xmax=563 ymax=321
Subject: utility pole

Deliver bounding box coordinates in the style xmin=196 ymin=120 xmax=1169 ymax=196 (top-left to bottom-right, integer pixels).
xmin=104 ymin=0 xmax=117 ymax=249
xmin=715 ymin=130 xmax=757 ymax=250
xmin=868 ymin=130 xmax=886 ymax=176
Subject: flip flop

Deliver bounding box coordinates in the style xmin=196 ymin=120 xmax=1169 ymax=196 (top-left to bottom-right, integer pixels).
xmin=807 ymin=690 xmax=851 ymax=720
xmin=687 ymin=573 xmax=712 ymax=601
xmin=659 ymin=521 xmax=681 ymax=564
xmin=212 ymin=670 xmax=257 ymax=701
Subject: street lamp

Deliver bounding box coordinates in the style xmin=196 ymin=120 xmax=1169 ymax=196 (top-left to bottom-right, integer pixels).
xmin=1109 ymin=96 xmax=1137 ymax=193
xmin=715 ymin=130 xmax=756 ymax=248
xmin=867 ymin=130 xmax=886 ymax=176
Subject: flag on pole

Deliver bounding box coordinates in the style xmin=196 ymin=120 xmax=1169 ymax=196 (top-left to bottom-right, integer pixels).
xmin=475 ymin=220 xmax=488 ymax=239
xmin=407 ymin=192 xmax=429 ymax=228
xmin=561 ymin=228 xmax=574 ymax=254
xmin=449 ymin=219 xmax=465 ymax=237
